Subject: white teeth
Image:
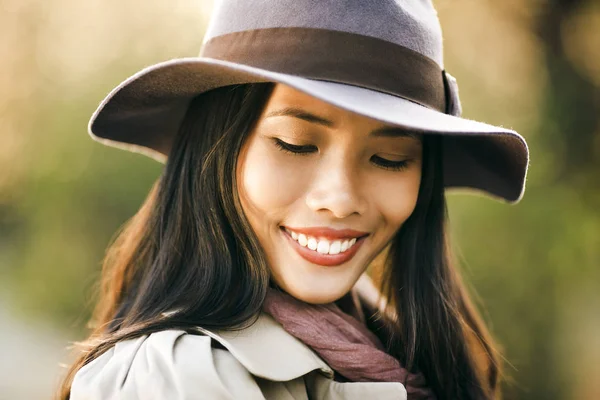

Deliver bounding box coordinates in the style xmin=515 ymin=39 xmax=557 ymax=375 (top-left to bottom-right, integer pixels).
xmin=317 ymin=240 xmax=330 ymax=254
xmin=341 ymin=240 xmax=349 ymax=252
xmin=298 ymin=234 xmax=308 ymax=247
xmin=286 ymin=229 xmax=362 ymax=255
xmin=329 ymin=240 xmax=341 ymax=255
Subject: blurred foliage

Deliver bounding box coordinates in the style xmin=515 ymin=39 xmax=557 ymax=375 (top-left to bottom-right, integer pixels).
xmin=0 ymin=0 xmax=598 ymax=399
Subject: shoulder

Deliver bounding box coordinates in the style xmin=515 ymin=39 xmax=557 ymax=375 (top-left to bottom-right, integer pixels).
xmin=71 ymin=330 xmax=265 ymax=400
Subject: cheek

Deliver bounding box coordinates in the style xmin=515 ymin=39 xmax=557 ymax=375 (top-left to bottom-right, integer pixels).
xmin=238 ymin=139 xmax=307 ymax=217
xmin=366 ymin=169 xmax=422 ymax=227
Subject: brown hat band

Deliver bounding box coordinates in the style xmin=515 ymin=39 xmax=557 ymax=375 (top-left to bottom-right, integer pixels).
xmin=201 ymin=27 xmax=447 ymax=113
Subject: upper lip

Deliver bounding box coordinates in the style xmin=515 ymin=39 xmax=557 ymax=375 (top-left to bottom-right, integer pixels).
xmin=282 ymin=226 xmax=369 ymax=240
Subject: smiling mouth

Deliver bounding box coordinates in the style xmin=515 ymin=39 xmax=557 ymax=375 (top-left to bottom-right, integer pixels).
xmin=280 ymin=227 xmax=368 ymax=267
xmin=283 ymin=227 xmax=361 ymax=254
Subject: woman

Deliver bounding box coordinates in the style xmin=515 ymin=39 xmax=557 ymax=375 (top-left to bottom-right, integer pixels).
xmin=59 ymin=1 xmax=529 ymax=399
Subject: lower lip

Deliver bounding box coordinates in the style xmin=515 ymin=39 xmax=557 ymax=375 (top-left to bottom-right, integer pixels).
xmin=280 ymin=228 xmax=367 ymax=267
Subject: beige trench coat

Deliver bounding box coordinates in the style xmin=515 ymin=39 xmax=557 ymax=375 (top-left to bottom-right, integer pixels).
xmin=71 ymin=274 xmax=406 ymax=400
xmin=70 ymin=312 xmax=407 ymax=399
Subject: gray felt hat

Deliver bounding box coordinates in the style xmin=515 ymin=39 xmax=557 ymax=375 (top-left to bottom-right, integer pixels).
xmin=89 ymin=0 xmax=529 ymax=203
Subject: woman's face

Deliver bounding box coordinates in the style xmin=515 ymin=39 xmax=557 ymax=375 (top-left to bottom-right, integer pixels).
xmin=237 ymin=84 xmax=423 ymax=304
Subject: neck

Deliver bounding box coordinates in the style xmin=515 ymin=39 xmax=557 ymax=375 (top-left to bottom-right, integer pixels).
xmin=335 ymin=288 xmax=366 ymax=323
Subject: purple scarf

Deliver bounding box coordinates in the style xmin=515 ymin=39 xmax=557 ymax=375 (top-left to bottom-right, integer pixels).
xmin=263 ymin=288 xmax=435 ymax=399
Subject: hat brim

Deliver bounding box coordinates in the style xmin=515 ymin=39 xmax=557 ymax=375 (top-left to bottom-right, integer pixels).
xmin=89 ymin=57 xmax=529 ymax=203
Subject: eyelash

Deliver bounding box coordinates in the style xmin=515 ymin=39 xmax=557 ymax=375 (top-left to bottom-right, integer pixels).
xmin=272 ymin=138 xmax=410 ymax=172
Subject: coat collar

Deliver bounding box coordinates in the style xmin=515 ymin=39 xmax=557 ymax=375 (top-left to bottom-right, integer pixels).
xmin=196 ymin=312 xmax=335 ymax=381
xmin=193 ymin=274 xmax=385 ymax=382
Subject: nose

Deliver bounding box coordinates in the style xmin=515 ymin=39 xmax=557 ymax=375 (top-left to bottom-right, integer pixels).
xmin=305 ymin=156 xmax=368 ymax=218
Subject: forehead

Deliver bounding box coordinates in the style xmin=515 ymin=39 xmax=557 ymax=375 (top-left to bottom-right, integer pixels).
xmin=263 ymin=84 xmax=384 ymax=127
xmin=265 ymin=84 xmax=334 ymax=110
xmin=261 ymin=84 xmax=422 ymax=142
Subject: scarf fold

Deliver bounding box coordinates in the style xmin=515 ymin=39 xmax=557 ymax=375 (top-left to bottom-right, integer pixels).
xmin=263 ymin=288 xmax=436 ymax=400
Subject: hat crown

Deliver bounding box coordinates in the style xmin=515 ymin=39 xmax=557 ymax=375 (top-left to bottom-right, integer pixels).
xmin=203 ymin=0 xmax=444 ymax=67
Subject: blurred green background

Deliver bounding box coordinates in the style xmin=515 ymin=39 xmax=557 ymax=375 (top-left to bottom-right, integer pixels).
xmin=0 ymin=0 xmax=598 ymax=398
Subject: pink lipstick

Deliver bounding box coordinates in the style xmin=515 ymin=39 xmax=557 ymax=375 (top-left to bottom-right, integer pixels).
xmin=280 ymin=226 xmax=368 ymax=267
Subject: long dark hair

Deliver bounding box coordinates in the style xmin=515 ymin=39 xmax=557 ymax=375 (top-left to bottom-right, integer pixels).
xmin=381 ymin=133 xmax=501 ymax=399
xmin=58 ymin=83 xmax=501 ymax=399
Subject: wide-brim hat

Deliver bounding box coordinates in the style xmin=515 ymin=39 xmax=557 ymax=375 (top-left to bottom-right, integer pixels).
xmin=89 ymin=0 xmax=529 ymax=203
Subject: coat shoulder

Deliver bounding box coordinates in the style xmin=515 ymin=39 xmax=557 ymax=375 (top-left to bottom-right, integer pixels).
xmin=71 ymin=330 xmax=265 ymax=400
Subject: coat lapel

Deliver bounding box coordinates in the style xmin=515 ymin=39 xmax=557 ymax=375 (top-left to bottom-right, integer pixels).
xmin=195 ymin=312 xmax=334 ymax=382
xmin=194 ymin=275 xmax=407 ymax=399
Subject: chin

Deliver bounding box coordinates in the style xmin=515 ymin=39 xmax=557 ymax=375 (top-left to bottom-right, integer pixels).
xmin=282 ymin=282 xmax=350 ymax=305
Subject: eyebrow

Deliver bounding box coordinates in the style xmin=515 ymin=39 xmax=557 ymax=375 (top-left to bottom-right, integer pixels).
xmin=265 ymin=107 xmax=334 ymax=127
xmin=264 ymin=107 xmax=420 ymax=139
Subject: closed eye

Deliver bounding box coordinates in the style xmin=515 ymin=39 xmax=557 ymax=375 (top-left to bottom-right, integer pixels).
xmin=272 ymin=138 xmax=317 ymax=155
xmin=370 ymin=155 xmax=410 ymax=171
xmin=272 ymin=138 xmax=411 ymax=171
